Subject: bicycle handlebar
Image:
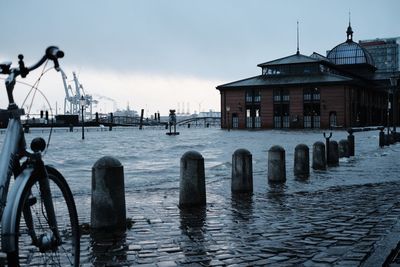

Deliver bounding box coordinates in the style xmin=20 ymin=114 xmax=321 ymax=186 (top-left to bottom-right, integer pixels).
xmin=45 ymin=46 xmax=64 ymax=71
xmin=1 ymin=46 xmax=64 ymax=75
xmin=2 ymin=46 xmax=64 ymax=106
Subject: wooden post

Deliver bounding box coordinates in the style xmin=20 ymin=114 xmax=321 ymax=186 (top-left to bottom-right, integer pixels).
xmin=139 ymin=109 xmax=144 ymax=130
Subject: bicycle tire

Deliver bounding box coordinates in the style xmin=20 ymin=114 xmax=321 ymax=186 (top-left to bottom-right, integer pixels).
xmin=6 ymin=165 xmax=80 ymax=266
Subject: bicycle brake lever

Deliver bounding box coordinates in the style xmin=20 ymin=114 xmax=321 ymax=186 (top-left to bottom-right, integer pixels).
xmin=0 ymin=61 xmax=12 ymax=74
xmin=18 ymin=55 xmax=29 ymax=78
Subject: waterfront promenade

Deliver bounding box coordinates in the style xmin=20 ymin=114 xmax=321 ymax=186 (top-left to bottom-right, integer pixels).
xmin=2 ymin=127 xmax=399 ymax=266
xmin=79 ymin=163 xmax=400 ymax=266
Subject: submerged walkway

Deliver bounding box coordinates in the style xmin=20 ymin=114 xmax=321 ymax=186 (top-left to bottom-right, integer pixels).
xmin=78 ymin=179 xmax=400 ymax=266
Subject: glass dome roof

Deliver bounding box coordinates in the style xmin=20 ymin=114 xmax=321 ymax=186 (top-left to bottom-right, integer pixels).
xmin=327 ymin=24 xmax=375 ymax=66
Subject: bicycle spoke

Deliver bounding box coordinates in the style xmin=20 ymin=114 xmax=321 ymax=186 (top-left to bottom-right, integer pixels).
xmin=11 ymin=169 xmax=79 ymax=266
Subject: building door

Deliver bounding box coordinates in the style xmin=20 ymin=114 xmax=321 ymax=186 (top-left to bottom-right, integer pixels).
xmin=246 ymin=107 xmax=261 ymax=129
xmin=232 ymin=113 xmax=239 ymax=128
xmin=329 ymin=111 xmax=337 ymax=128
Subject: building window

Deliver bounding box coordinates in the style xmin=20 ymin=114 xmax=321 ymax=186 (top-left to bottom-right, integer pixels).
xmin=254 ymin=91 xmax=261 ymax=103
xmin=246 ymin=89 xmax=261 ymax=103
xmin=246 ymin=91 xmax=253 ymax=103
xmin=245 ymin=89 xmax=261 ymax=129
xmin=255 ymin=108 xmax=261 ymax=128
xmin=273 ymin=89 xmax=290 ymax=128
xmin=232 ymin=113 xmax=239 ymax=128
xmin=246 ymin=108 xmax=252 ymax=128
xmin=303 ymin=88 xmax=320 ymax=128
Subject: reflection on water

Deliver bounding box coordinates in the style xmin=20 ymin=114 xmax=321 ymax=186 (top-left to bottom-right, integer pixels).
xmin=180 ymin=206 xmax=206 ymax=239
xmin=1 ymin=127 xmax=399 ymax=265
xmin=231 ymin=193 xmax=254 ymax=222
xmin=90 ymin=231 xmax=127 ymax=266
xmin=179 ymin=207 xmax=209 ymax=265
xmin=0 ymin=127 xmax=398 ymax=220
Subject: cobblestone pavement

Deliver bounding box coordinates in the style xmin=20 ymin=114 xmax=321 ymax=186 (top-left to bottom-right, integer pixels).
xmin=75 ymin=178 xmax=400 ymax=267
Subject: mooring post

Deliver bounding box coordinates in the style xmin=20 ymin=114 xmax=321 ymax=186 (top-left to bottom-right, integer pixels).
xmin=294 ymin=144 xmax=309 ymax=178
xmin=91 ymin=156 xmax=126 ymax=232
xmin=327 ymin=140 xmax=339 ymax=167
xmin=179 ymin=151 xmax=206 ymax=208
xmin=109 ymin=112 xmax=113 ymax=131
xmin=24 ymin=124 xmax=30 ymax=134
xmin=139 ymin=109 xmax=144 ymax=130
xmin=339 ymin=139 xmax=350 ymax=158
xmin=347 ymin=129 xmax=355 ymax=156
xmin=312 ymin=141 xmax=326 ymax=170
xmin=231 ymin=149 xmax=253 ymax=193
xmin=390 ymin=132 xmax=395 ymax=145
xmin=268 ymin=145 xmax=286 ymax=183
xmin=379 ymin=128 xmax=385 ymax=148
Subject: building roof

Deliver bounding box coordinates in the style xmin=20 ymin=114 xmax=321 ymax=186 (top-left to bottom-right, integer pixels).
xmin=327 ymin=24 xmax=375 ymax=67
xmin=327 ymin=40 xmax=375 ymax=66
xmin=216 ymin=72 xmax=355 ymax=90
xmin=257 ymin=53 xmax=320 ymax=67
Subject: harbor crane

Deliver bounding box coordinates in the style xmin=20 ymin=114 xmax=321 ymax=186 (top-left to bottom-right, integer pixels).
xmin=59 ymin=69 xmax=97 ymax=119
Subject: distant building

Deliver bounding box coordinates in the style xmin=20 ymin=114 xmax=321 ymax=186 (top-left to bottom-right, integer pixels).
xmin=217 ymin=23 xmax=399 ymax=129
xmin=198 ymin=110 xmax=221 ymax=118
xmin=359 ymin=37 xmax=400 ymax=73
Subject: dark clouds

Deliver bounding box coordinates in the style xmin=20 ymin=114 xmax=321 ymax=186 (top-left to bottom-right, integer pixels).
xmin=1 ymin=0 xmax=399 ymax=81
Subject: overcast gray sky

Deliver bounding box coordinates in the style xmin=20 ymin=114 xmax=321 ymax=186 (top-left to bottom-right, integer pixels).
xmin=1 ymin=0 xmax=399 ymax=115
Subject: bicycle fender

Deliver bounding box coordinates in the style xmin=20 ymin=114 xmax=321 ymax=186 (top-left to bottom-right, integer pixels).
xmin=1 ymin=167 xmax=34 ymax=253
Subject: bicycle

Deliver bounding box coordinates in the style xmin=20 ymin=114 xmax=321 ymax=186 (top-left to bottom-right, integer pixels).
xmin=0 ymin=47 xmax=80 ymax=266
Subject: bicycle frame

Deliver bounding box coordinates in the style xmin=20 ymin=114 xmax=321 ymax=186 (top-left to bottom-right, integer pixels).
xmin=0 ymin=47 xmax=64 ymax=254
xmin=0 ymin=115 xmax=25 ymax=219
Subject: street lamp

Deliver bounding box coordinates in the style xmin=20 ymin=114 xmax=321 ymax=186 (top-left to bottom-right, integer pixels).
xmin=226 ymin=106 xmax=230 ymax=131
xmin=80 ymin=95 xmax=86 ymax=140
xmin=390 ymin=73 xmax=398 ymax=133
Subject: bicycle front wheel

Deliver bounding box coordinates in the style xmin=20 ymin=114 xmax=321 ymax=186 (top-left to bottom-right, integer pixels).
xmin=7 ymin=166 xmax=80 ymax=266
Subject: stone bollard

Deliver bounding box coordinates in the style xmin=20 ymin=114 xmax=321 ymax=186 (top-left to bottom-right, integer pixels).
xmin=389 ymin=133 xmax=395 ymax=145
xmin=268 ymin=145 xmax=286 ymax=183
xmin=294 ymin=144 xmax=309 ymax=178
xmin=231 ymin=149 xmax=253 ymax=193
xmin=339 ymin=139 xmax=350 ymax=158
xmin=384 ymin=134 xmax=390 ymax=146
xmin=312 ymin=141 xmax=326 ymax=170
xmin=179 ymin=151 xmax=206 ymax=208
xmin=91 ymin=156 xmax=126 ymax=232
xmin=379 ymin=130 xmax=385 ymax=148
xmin=327 ymin=141 xmax=339 ymax=166
xmin=347 ymin=132 xmax=355 ymax=156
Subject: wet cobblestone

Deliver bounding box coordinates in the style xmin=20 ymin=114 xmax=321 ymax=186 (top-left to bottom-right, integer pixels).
xmin=73 ymin=179 xmax=400 ymax=266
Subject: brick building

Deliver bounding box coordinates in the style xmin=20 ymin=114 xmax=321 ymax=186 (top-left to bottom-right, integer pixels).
xmin=217 ymin=24 xmax=399 ymax=130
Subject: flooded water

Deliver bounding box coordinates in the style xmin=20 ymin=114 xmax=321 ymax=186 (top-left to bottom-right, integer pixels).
xmin=1 ymin=126 xmax=400 ymax=265
xmin=1 ymin=126 xmax=398 ymax=201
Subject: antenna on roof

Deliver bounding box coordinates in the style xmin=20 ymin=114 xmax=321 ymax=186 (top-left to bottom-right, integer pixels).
xmin=296 ymin=20 xmax=300 ymax=55
xmin=349 ymin=11 xmax=351 ymax=26
xmin=346 ymin=11 xmax=353 ymax=42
